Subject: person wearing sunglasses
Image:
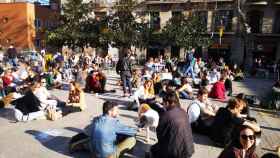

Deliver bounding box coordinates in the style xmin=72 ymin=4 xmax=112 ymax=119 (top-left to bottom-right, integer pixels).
xmin=210 ymin=98 xmax=261 ymax=147
xmin=218 ymin=125 xmax=258 ymax=158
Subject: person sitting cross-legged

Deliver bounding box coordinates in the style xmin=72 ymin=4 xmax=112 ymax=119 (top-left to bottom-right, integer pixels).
xmin=90 ymin=101 xmax=137 ymax=158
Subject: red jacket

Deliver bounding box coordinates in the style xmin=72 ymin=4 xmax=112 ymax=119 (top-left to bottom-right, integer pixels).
xmin=209 ymin=81 xmax=226 ymax=100
xmin=2 ymin=74 xmax=13 ymax=87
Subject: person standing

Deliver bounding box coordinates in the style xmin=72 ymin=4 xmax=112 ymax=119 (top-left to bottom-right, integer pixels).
xmin=90 ymin=101 xmax=137 ymax=158
xmin=184 ymin=48 xmax=196 ymax=80
xmin=150 ymin=91 xmax=194 ymax=158
xmin=116 ymin=50 xmax=133 ymax=97
xmin=6 ymin=44 xmax=17 ymax=67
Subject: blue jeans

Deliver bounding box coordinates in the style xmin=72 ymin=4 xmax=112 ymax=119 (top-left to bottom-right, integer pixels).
xmin=179 ymin=91 xmax=192 ymax=99
xmin=9 ymin=58 xmax=17 ymax=67
xmin=121 ymin=72 xmax=132 ymax=94
xmin=184 ymin=65 xmax=195 ymax=80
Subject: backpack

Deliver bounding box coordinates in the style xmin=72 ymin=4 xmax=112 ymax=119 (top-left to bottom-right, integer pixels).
xmin=69 ymin=132 xmax=90 ymax=153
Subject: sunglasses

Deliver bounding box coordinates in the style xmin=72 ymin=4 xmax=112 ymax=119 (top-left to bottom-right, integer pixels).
xmin=241 ymin=135 xmax=255 ymax=140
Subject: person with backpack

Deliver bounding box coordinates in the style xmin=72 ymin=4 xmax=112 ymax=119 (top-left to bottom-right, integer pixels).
xmin=116 ymin=50 xmax=133 ymax=97
xmin=187 ymin=88 xmax=218 ymax=135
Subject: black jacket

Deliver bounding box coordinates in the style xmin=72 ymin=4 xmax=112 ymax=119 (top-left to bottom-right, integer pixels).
xmin=12 ymin=90 xmax=41 ymax=115
xmin=151 ymin=106 xmax=194 ymax=158
xmin=116 ymin=57 xmax=131 ymax=73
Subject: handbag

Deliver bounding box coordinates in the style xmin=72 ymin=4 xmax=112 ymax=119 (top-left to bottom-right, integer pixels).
xmin=46 ymin=107 xmax=61 ymax=121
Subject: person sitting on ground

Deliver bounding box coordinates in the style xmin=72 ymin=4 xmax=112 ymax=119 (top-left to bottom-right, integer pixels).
xmin=218 ymin=125 xmax=258 ymax=158
xmin=90 ymin=101 xmax=137 ymax=158
xmin=12 ymin=82 xmax=46 ymax=122
xmin=177 ymin=77 xmax=194 ymax=100
xmin=200 ymin=70 xmax=211 ymax=92
xmin=134 ymin=80 xmax=155 ymax=108
xmin=151 ymin=72 xmax=161 ymax=95
xmin=149 ymin=91 xmax=194 ymax=158
xmin=209 ymin=76 xmax=226 ymax=101
xmin=2 ymin=68 xmax=16 ymax=95
xmin=210 ymin=98 xmax=261 ymax=147
xmin=223 ymin=69 xmax=234 ymax=97
xmin=188 ymin=88 xmax=219 ymax=135
xmin=33 ymin=77 xmax=65 ymax=110
xmin=67 ymin=81 xmax=86 ymax=111
xmin=209 ymin=68 xmax=220 ymax=84
xmin=131 ymin=69 xmax=141 ymax=88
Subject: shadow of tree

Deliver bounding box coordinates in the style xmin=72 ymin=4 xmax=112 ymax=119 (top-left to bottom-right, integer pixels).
xmin=0 ymin=107 xmax=17 ymax=122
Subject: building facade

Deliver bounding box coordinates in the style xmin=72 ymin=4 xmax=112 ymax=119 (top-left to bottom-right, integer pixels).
xmin=0 ymin=0 xmax=60 ymax=51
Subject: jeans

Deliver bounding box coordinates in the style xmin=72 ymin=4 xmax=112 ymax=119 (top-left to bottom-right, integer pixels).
xmin=14 ymin=108 xmax=46 ymax=122
xmin=179 ymin=91 xmax=192 ymax=99
xmin=92 ymin=137 xmax=136 ymax=158
xmin=9 ymin=58 xmax=17 ymax=67
xmin=121 ymin=72 xmax=132 ymax=94
xmin=184 ymin=65 xmax=195 ymax=80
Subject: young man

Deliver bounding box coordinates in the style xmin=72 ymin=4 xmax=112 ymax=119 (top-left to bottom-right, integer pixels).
xmin=116 ymin=50 xmax=133 ymax=97
xmin=90 ymin=101 xmax=137 ymax=158
xmin=150 ymin=91 xmax=194 ymax=158
xmin=188 ymin=88 xmax=219 ymax=135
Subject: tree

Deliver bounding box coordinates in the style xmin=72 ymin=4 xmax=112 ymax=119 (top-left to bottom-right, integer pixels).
xmin=106 ymin=0 xmax=149 ymax=51
xmin=47 ymin=0 xmax=98 ymax=51
xmin=162 ymin=14 xmax=212 ymax=50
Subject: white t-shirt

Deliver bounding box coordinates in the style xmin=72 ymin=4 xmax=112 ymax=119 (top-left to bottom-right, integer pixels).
xmin=187 ymin=100 xmax=206 ymax=123
xmin=143 ymin=109 xmax=159 ymax=127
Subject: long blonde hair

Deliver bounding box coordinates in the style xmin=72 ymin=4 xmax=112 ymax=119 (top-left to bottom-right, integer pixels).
xmin=144 ymin=80 xmax=154 ymax=95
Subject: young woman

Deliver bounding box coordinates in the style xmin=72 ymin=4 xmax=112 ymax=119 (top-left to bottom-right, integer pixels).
xmin=177 ymin=77 xmax=194 ymax=100
xmin=67 ymin=81 xmax=86 ymax=111
xmin=134 ymin=80 xmax=155 ymax=107
xmin=218 ymin=125 xmax=258 ymax=158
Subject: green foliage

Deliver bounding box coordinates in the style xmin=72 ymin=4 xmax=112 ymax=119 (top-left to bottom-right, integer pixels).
xmin=162 ymin=14 xmax=212 ymax=50
xmin=107 ymin=0 xmax=149 ymax=49
xmin=47 ymin=0 xmax=102 ymax=50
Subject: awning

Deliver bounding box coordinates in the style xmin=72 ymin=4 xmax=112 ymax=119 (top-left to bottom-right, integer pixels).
xmin=190 ymin=0 xmax=233 ymax=2
xmin=245 ymin=0 xmax=268 ymax=5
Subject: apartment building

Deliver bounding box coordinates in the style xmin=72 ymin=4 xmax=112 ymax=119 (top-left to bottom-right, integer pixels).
xmin=0 ymin=0 xmax=60 ymax=51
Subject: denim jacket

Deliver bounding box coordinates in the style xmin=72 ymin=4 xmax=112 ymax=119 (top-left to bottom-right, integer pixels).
xmin=90 ymin=115 xmax=136 ymax=158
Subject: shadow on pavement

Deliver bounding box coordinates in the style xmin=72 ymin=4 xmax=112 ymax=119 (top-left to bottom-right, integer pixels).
xmin=0 ymin=108 xmax=17 ymax=122
xmin=25 ymin=130 xmax=73 ymax=157
xmin=192 ymin=133 xmax=218 ymax=148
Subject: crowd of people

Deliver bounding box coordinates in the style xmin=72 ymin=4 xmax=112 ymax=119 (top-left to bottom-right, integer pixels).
xmin=0 ymin=45 xmax=277 ymax=158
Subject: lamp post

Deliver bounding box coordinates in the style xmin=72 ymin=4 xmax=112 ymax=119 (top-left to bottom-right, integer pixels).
xmin=237 ymin=0 xmax=251 ymax=70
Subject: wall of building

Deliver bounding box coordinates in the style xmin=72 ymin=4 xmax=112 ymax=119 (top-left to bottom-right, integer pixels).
xmin=35 ymin=4 xmax=59 ymax=50
xmin=0 ymin=3 xmax=33 ymax=50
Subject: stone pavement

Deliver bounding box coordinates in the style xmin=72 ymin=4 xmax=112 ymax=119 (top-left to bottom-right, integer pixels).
xmin=0 ymin=72 xmax=279 ymax=158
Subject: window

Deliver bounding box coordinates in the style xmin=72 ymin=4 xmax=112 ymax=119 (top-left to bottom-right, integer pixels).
xmin=150 ymin=12 xmax=160 ymax=31
xmin=247 ymin=10 xmax=263 ymax=33
xmin=213 ymin=10 xmax=233 ymax=32
xmin=172 ymin=11 xmax=182 ymax=17
xmin=273 ymin=10 xmax=280 ymax=34
xmin=35 ymin=39 xmax=41 ymax=48
xmin=34 ymin=18 xmax=41 ymax=29
xmin=194 ymin=11 xmax=208 ymax=27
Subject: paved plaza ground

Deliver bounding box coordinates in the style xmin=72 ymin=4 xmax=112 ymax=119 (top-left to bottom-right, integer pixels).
xmin=0 ymin=71 xmax=279 ymax=158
